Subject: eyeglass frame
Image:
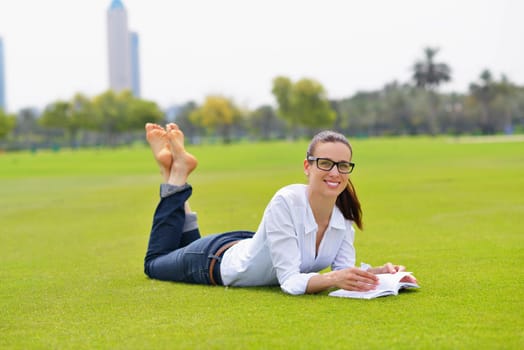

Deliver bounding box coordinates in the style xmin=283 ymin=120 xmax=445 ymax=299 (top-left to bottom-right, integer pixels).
xmin=306 ymin=154 xmax=355 ymax=174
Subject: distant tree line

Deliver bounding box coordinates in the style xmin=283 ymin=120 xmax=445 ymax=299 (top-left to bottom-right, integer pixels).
xmin=0 ymin=47 xmax=523 ymax=149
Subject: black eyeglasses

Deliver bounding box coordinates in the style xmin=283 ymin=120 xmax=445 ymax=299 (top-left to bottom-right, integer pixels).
xmin=307 ymin=155 xmax=355 ymax=174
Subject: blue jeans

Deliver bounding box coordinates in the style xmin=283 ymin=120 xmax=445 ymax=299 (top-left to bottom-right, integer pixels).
xmin=144 ymin=185 xmax=254 ymax=285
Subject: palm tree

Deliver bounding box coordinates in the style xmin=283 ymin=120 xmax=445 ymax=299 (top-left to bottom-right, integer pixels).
xmin=469 ymin=70 xmax=514 ymax=134
xmin=412 ymin=47 xmax=452 ymax=134
xmin=412 ymin=47 xmax=451 ymax=90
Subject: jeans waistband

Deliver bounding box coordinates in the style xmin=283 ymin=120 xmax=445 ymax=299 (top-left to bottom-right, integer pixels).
xmin=209 ymin=240 xmax=240 ymax=285
xmin=207 ymin=231 xmax=255 ymax=286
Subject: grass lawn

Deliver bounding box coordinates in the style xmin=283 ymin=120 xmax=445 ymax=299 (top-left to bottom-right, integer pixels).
xmin=1 ymin=136 xmax=523 ymax=349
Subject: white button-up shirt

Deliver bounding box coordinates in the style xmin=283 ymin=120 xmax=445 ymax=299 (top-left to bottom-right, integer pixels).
xmin=220 ymin=184 xmax=356 ymax=295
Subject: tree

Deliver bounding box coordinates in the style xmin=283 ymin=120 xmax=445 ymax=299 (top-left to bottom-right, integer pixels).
xmin=506 ymin=85 xmax=524 ymax=132
xmin=40 ymin=100 xmax=71 ymax=145
xmin=293 ymin=78 xmax=336 ymax=131
xmin=381 ymin=81 xmax=416 ymax=135
xmin=14 ymin=108 xmax=41 ymax=147
xmin=40 ymin=93 xmax=98 ymax=148
xmin=412 ymin=47 xmax=452 ymax=134
xmin=70 ymin=93 xmax=96 ymax=131
xmin=127 ymin=98 xmax=164 ymax=130
xmin=0 ymin=108 xmax=16 ymax=140
xmin=336 ymin=91 xmax=381 ymax=137
xmin=189 ymin=95 xmax=243 ymax=143
xmin=271 ymin=76 xmax=336 ymax=138
xmin=249 ymin=105 xmax=284 ymax=140
xmin=469 ymin=70 xmax=497 ymax=134
xmin=271 ymin=76 xmax=294 ymax=123
xmin=91 ymin=90 xmax=164 ymax=146
xmin=41 ymin=101 xmax=70 ymax=127
xmin=439 ymin=92 xmax=469 ymax=135
xmin=412 ymin=47 xmax=451 ymax=89
xmin=469 ymin=70 xmax=514 ymax=134
xmin=171 ymin=101 xmax=203 ymax=144
xmin=92 ymin=90 xmax=135 ymax=146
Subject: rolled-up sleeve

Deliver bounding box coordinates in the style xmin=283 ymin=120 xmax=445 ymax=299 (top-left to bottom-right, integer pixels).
xmin=280 ymin=272 xmax=319 ymax=295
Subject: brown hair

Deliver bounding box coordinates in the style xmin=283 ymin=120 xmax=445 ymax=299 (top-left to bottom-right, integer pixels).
xmin=306 ymin=131 xmax=363 ymax=230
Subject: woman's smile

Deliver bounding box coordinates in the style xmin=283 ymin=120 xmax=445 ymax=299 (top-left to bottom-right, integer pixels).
xmin=324 ymin=179 xmax=342 ymax=189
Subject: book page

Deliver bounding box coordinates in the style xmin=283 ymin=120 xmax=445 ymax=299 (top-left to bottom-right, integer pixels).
xmin=376 ymin=272 xmax=413 ymax=290
xmin=328 ymin=272 xmax=419 ymax=299
xmin=329 ymin=288 xmax=392 ymax=299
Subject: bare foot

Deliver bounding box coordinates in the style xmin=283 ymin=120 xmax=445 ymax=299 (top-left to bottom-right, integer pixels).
xmin=145 ymin=123 xmax=172 ymax=181
xmin=165 ymin=123 xmax=198 ymax=186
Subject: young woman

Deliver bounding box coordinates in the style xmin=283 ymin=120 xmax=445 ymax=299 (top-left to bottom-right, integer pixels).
xmin=143 ymin=123 xmax=416 ymax=295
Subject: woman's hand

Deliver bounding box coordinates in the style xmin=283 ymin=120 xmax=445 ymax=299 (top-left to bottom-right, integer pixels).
xmin=368 ymin=262 xmax=405 ymax=274
xmin=306 ymin=267 xmax=379 ymax=294
xmin=332 ymin=267 xmax=380 ymax=292
xmin=400 ymin=274 xmax=418 ymax=283
xmin=368 ymin=262 xmax=418 ymax=284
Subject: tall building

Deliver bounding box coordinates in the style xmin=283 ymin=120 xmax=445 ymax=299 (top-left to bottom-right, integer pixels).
xmin=107 ymin=0 xmax=140 ymax=97
xmin=0 ymin=37 xmax=5 ymax=111
xmin=129 ymin=32 xmax=141 ymax=97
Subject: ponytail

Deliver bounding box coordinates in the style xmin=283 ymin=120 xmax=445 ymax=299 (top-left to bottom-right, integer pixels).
xmin=336 ymin=178 xmax=363 ymax=230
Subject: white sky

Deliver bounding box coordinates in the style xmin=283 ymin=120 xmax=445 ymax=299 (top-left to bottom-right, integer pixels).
xmin=0 ymin=0 xmax=523 ymax=113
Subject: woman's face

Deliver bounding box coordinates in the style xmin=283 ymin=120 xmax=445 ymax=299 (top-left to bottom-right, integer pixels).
xmin=304 ymin=141 xmax=352 ymax=199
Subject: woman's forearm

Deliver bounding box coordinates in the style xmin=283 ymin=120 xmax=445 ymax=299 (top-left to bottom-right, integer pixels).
xmin=305 ymin=268 xmax=379 ymax=294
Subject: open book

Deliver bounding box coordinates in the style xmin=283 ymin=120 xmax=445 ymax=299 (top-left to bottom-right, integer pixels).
xmin=328 ymin=272 xmax=419 ymax=299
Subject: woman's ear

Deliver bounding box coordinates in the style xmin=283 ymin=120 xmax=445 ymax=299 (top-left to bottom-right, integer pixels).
xmin=303 ymin=159 xmax=310 ymax=176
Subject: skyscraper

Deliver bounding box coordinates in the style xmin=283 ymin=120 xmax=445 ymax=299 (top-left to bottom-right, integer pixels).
xmin=0 ymin=37 xmax=5 ymax=111
xmin=129 ymin=32 xmax=141 ymax=97
xmin=107 ymin=0 xmax=140 ymax=97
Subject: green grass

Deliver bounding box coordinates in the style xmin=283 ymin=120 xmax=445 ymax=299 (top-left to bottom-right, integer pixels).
xmin=1 ymin=136 xmax=523 ymax=349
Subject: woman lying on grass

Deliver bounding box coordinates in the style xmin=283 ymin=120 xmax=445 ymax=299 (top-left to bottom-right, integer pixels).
xmin=143 ymin=123 xmax=416 ymax=295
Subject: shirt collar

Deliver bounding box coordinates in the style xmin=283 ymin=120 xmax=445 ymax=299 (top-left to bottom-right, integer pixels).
xmin=304 ymin=200 xmax=347 ymax=234
xmin=330 ymin=206 xmax=348 ymax=230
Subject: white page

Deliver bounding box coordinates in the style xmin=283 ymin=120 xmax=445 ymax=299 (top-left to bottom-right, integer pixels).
xmin=328 ymin=272 xmax=419 ymax=299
